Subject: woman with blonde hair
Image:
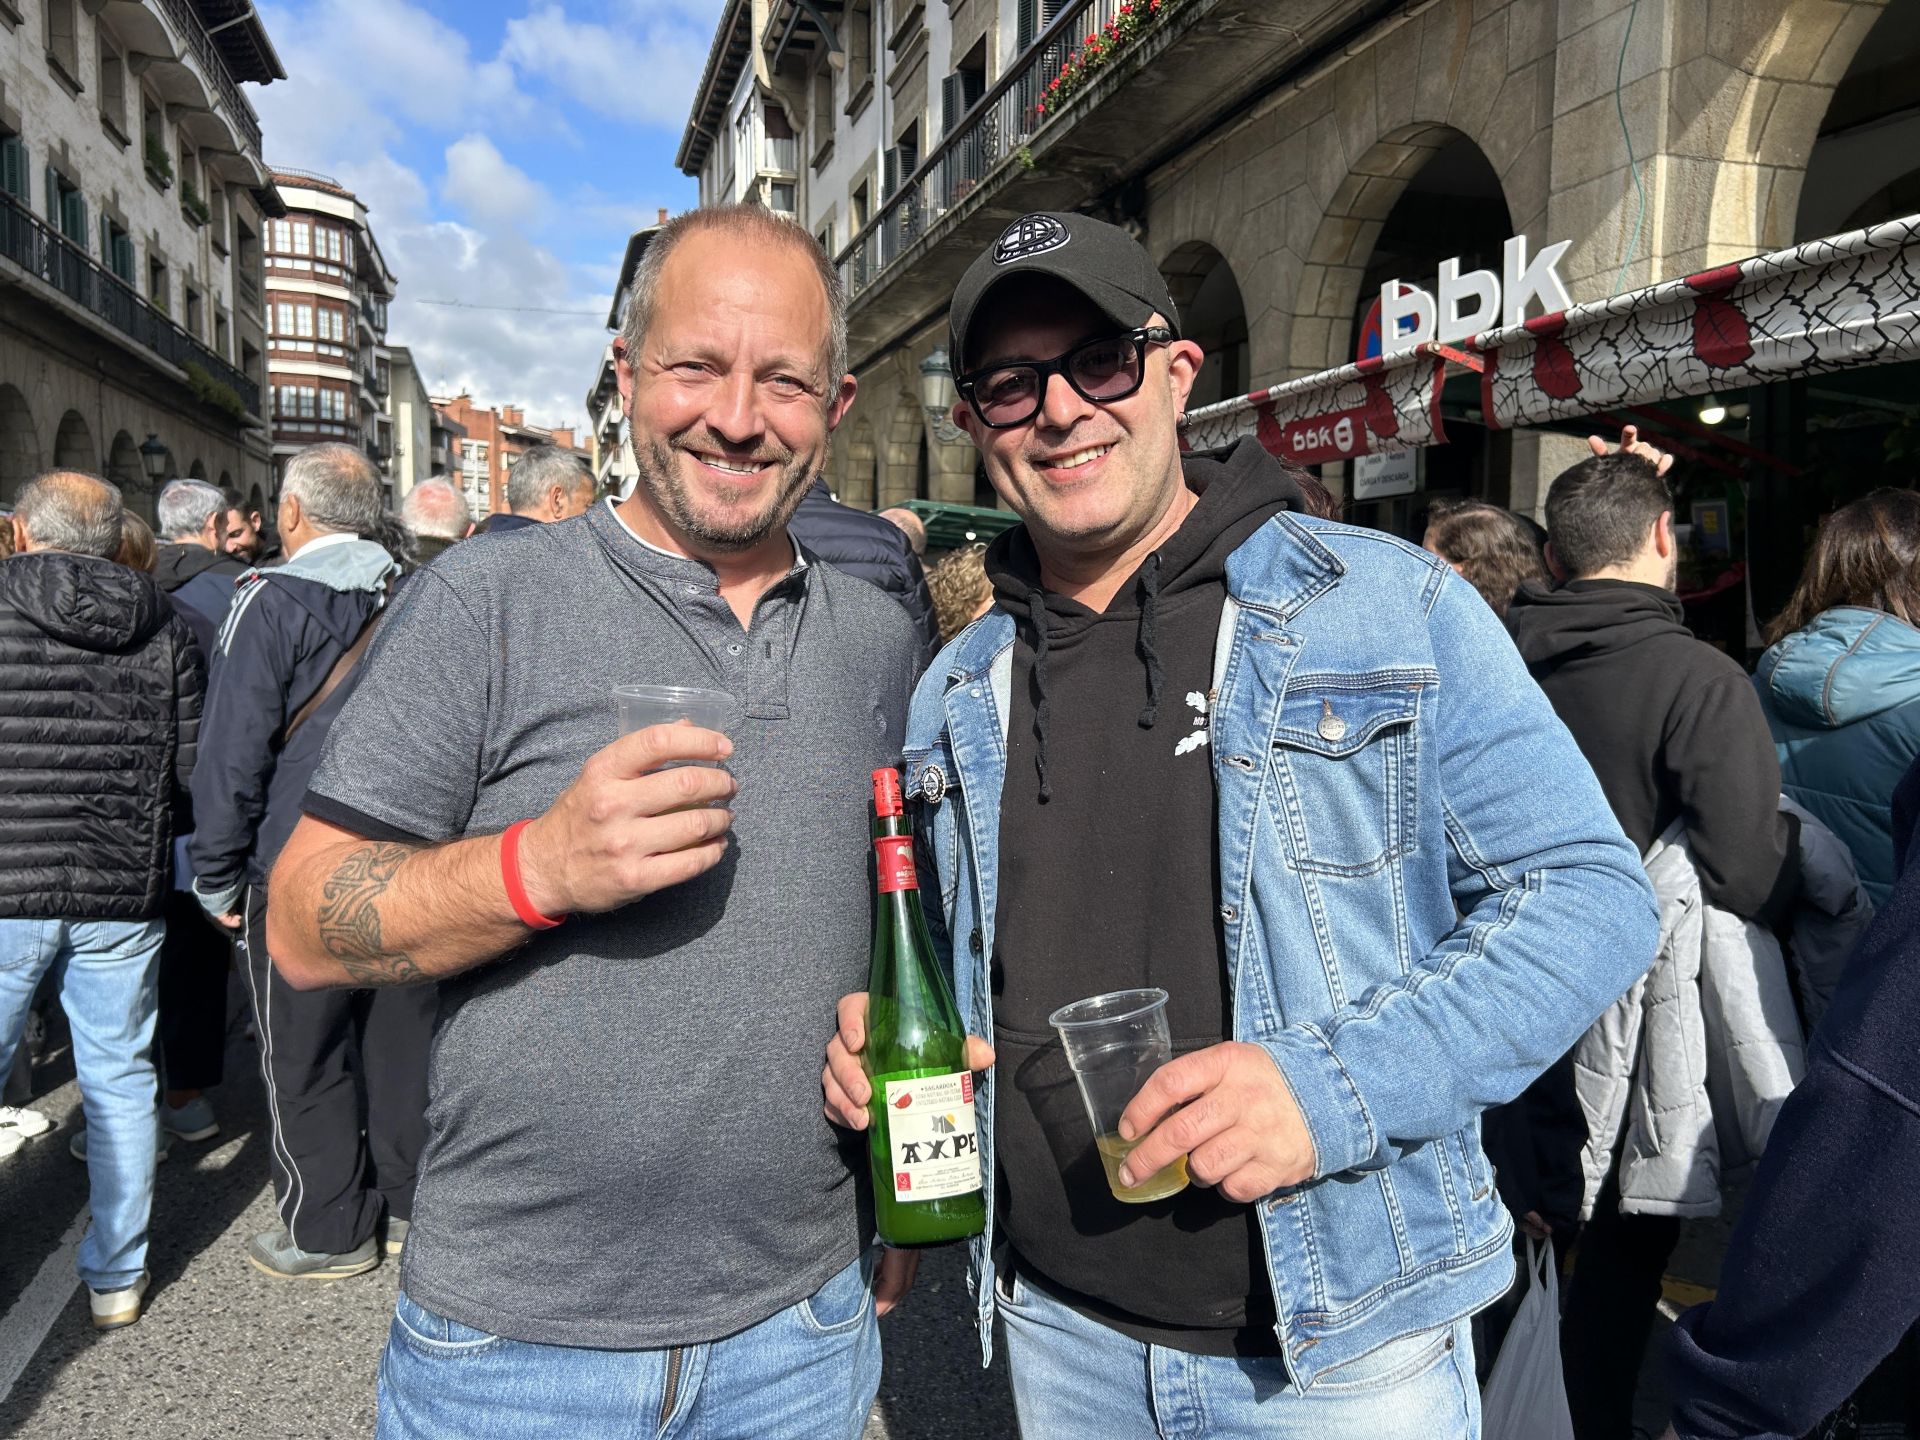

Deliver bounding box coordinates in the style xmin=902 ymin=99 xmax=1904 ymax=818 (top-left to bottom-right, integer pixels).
xmin=1756 ymin=488 xmax=1920 ymax=906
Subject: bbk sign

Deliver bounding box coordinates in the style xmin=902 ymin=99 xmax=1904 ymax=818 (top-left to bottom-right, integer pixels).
xmin=1374 ymin=235 xmax=1573 ymax=357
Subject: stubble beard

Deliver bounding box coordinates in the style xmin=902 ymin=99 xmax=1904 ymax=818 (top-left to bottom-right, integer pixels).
xmin=633 ymin=431 xmax=818 ymax=554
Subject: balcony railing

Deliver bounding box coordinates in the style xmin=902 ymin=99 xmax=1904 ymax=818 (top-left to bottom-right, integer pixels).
xmin=836 ymin=0 xmax=1144 ymax=300
xmin=154 ymin=0 xmax=265 ymax=156
xmin=0 ymin=190 xmax=260 ymax=416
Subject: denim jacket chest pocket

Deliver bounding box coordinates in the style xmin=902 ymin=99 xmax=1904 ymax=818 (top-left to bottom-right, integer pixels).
xmin=899 ymin=746 xmax=964 ymax=918
xmin=1267 ymin=672 xmax=1432 ymax=877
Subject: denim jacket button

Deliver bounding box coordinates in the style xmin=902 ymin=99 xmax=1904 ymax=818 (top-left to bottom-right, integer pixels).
xmin=1316 ymin=700 xmax=1348 ymax=742
xmin=1219 ymin=905 xmax=1237 ymax=923
xmin=969 ymin=928 xmax=983 ymax=955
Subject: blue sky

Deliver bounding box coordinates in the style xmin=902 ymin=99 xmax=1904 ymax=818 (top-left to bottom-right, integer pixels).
xmin=244 ymin=0 xmax=721 ymax=435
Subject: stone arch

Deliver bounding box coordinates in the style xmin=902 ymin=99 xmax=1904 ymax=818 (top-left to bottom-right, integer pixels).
xmin=1160 ymin=241 xmax=1249 ymax=411
xmin=188 ymin=458 xmax=209 ymax=481
xmin=1288 ymin=125 xmax=1514 ymax=376
xmin=218 ymin=469 xmax=233 ymax=494
xmin=53 ymin=410 xmax=95 ymax=474
xmin=105 ymin=431 xmax=149 ymax=522
xmin=0 ymin=386 xmax=40 ymax=506
xmin=1790 ymin=3 xmax=1920 ymax=239
xmin=1679 ymin=0 xmax=1893 ymax=261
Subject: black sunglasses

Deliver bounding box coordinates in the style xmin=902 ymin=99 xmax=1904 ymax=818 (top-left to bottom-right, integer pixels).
xmin=956 ymin=326 xmax=1176 ymax=429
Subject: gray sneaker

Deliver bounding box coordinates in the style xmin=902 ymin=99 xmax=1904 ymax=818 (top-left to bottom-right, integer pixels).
xmin=160 ymin=1096 xmax=219 ymax=1142
xmin=246 ymin=1228 xmax=379 ymax=1281
xmin=383 ymin=1217 xmax=410 ymax=1258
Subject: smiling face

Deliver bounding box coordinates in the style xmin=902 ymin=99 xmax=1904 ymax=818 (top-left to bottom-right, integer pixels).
xmin=955 ymin=276 xmax=1201 ymax=574
xmin=615 ymin=226 xmax=854 ymax=558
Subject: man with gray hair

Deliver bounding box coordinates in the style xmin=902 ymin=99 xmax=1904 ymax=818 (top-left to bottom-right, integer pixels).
xmin=398 ymin=479 xmax=473 ymax=567
xmin=189 ymin=442 xmax=434 ymax=1283
xmin=269 ymin=204 xmax=918 ymax=1436
xmin=154 ymin=478 xmax=249 ymax=653
xmin=481 ymin=444 xmax=594 ymax=535
xmin=0 ymin=471 xmax=204 ymax=1330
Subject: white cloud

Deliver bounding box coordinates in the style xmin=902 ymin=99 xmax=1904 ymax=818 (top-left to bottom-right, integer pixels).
xmin=500 ymin=2 xmax=719 ymax=128
xmin=244 ymin=1 xmax=702 ymax=434
xmin=443 ymin=135 xmax=551 ymax=228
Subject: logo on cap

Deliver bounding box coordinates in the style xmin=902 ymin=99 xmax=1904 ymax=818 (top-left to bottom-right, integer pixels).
xmin=993 ymin=214 xmax=1069 ymax=265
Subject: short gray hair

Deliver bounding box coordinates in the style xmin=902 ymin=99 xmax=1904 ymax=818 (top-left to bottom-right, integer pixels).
xmin=15 ymin=470 xmax=124 ymax=557
xmin=507 ymin=446 xmax=593 ymax=514
xmin=618 ymin=204 xmax=847 ymax=396
xmin=400 ymin=479 xmax=472 ymax=540
xmin=282 ymin=443 xmax=383 ymax=536
xmin=156 ymin=478 xmax=228 ymax=540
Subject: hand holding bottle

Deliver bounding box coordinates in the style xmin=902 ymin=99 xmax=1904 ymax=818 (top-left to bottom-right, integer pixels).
xmin=823 ymin=991 xmax=996 ymax=1129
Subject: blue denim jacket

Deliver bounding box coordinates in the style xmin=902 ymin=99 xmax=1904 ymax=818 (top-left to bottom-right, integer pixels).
xmin=901 ymin=512 xmax=1659 ymax=1387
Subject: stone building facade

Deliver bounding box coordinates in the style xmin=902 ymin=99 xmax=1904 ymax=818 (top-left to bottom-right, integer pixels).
xmin=678 ymin=0 xmax=1911 ymax=524
xmin=0 ymin=0 xmax=282 ymax=520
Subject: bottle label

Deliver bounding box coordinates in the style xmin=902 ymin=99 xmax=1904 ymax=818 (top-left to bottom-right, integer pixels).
xmin=881 ymin=1072 xmax=981 ymax=1201
xmin=875 ymin=835 xmax=918 ymax=894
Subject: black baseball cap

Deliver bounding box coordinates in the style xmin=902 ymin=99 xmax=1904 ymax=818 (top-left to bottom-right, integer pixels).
xmin=949 ymin=212 xmax=1180 ymax=373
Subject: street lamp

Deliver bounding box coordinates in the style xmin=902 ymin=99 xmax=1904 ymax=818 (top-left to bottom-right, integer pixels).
xmin=138 ymin=433 xmax=169 ymax=487
xmin=919 ymin=348 xmax=969 ymax=446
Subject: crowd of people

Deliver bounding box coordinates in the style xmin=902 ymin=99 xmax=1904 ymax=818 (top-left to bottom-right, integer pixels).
xmin=0 ymin=201 xmax=1914 ymax=1440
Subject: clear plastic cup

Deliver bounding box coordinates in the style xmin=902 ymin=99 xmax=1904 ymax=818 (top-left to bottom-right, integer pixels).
xmin=612 ymin=684 xmax=735 ymax=768
xmin=1048 ymin=987 xmax=1190 ymax=1203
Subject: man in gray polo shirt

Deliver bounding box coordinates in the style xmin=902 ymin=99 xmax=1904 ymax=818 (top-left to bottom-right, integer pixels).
xmin=269 ymin=205 xmax=919 ymax=1438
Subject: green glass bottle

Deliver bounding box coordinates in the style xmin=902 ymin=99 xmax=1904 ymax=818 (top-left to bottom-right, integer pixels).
xmin=863 ymin=766 xmax=986 ymax=1246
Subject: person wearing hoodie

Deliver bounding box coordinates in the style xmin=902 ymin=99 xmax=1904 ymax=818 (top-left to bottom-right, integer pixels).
xmin=822 ymin=212 xmax=1658 ymax=1438
xmin=154 ymin=477 xmax=250 ymax=655
xmin=1505 ymin=445 xmax=1803 ymax=1440
xmin=0 ymin=470 xmax=204 ymax=1329
xmin=1661 ymin=748 xmax=1920 ymax=1440
xmin=189 ymin=443 xmax=435 ymax=1282
xmin=1754 ymin=488 xmax=1920 ymax=910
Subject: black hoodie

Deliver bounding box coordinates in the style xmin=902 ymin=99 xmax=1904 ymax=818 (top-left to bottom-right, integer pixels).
xmin=984 ymin=437 xmax=1299 ymax=1356
xmin=1505 ymin=578 xmax=1799 ymax=922
xmin=0 ymin=551 xmax=204 ymax=918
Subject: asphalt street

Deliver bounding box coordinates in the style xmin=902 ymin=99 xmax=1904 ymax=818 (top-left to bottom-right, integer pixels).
xmin=0 ymin=988 xmax=1721 ymax=1439
xmin=0 ymin=991 xmax=1016 ymax=1440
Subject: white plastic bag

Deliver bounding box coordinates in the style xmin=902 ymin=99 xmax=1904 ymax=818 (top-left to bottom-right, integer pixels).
xmin=1482 ymin=1238 xmax=1576 ymax=1440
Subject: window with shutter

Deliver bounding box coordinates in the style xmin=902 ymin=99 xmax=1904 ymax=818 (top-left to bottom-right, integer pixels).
xmin=0 ymin=136 xmax=25 ymax=205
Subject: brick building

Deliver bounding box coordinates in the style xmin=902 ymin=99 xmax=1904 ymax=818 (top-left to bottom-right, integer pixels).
xmin=436 ymin=391 xmax=589 ymax=519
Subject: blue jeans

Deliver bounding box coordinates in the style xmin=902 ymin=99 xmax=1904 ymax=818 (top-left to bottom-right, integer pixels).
xmin=376 ymin=1250 xmax=882 ymax=1439
xmin=997 ymin=1268 xmax=1482 ymax=1440
xmin=0 ymin=916 xmax=164 ymax=1291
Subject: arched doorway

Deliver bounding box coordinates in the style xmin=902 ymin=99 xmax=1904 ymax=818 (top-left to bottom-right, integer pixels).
xmin=53 ymin=410 xmax=95 ymax=474
xmin=188 ymin=459 xmax=208 ymax=481
xmin=0 ymin=386 xmax=39 ymax=506
xmin=1319 ymin=131 xmax=1516 ymax=532
xmin=106 ymin=431 xmax=148 ymax=522
xmin=1160 ymin=242 xmax=1248 ymax=412
xmin=1794 ymin=4 xmax=1920 ymax=240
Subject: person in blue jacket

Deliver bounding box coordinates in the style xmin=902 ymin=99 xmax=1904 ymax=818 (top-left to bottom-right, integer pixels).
xmin=189 ymin=443 xmax=435 ymax=1283
xmin=1755 ymin=488 xmax=1920 ymax=908
xmin=1664 ymin=750 xmax=1920 ymax=1439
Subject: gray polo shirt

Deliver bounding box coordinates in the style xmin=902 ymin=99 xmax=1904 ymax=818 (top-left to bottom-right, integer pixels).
xmin=305 ymin=499 xmax=919 ymax=1349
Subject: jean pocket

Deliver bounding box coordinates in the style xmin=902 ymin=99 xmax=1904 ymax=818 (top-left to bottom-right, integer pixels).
xmin=393 ymin=1289 xmax=506 ymax=1357
xmin=798 ymin=1254 xmax=874 ymax=1337
xmin=0 ymin=919 xmax=51 ymax=973
xmin=1309 ymin=1322 xmax=1457 ymax=1394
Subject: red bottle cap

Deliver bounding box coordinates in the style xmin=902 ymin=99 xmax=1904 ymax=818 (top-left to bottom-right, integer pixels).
xmin=871 ymin=767 xmax=905 ymax=818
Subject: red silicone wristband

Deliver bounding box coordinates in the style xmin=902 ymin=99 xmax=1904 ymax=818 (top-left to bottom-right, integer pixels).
xmin=501 ymin=820 xmax=564 ymax=930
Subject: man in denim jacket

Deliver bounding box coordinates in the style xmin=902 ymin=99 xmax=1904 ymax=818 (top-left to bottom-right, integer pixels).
xmin=826 ymin=213 xmax=1658 ymax=1438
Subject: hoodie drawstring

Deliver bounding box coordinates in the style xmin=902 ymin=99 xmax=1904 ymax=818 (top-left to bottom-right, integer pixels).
xmin=1137 ymin=553 xmax=1164 ymax=729
xmin=1027 ymin=588 xmax=1053 ymax=803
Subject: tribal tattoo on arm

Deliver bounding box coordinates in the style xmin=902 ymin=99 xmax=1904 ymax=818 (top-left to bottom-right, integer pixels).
xmin=316 ymin=843 xmax=424 ymax=985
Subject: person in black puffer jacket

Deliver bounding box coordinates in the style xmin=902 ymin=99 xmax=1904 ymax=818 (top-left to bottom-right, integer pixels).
xmin=787 ymin=478 xmax=938 ymax=667
xmin=0 ymin=470 xmax=204 ymax=1331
